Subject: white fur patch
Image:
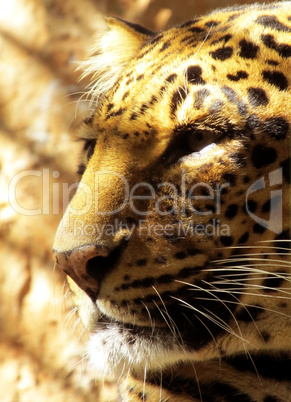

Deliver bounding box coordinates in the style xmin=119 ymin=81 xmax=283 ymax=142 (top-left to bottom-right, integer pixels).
xmin=87 ymin=324 xmax=190 ymax=377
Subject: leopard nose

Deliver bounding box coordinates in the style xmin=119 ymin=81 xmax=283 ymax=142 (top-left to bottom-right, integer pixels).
xmin=53 ymin=244 xmax=122 ymax=301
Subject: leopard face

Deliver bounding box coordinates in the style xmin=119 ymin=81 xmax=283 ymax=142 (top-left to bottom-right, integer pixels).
xmin=54 ymin=2 xmax=291 ymax=399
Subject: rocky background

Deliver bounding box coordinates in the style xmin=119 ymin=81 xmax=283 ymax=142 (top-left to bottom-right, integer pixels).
xmin=0 ymin=0 xmax=269 ymax=400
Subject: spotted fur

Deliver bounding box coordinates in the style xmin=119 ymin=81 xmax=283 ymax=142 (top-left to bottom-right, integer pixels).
xmin=54 ymin=2 xmax=291 ymax=401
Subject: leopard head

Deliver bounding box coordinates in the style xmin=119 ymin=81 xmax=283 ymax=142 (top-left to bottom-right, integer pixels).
xmin=54 ymin=7 xmax=291 ymax=378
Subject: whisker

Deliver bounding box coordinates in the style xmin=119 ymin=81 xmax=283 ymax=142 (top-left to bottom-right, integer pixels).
xmin=171 ymin=295 xmax=245 ymax=341
xmin=215 ymin=242 xmax=291 ymax=252
xmin=152 ymin=286 xmax=184 ymax=346
xmin=140 ymin=301 xmax=156 ymax=336
xmin=209 ymin=266 xmax=291 ymax=281
xmin=171 ymin=282 xmax=244 ymax=339
xmin=213 ymin=257 xmax=291 ymax=265
xmin=200 ymin=280 xmax=245 ymax=338
xmin=143 ymin=365 xmax=147 ymax=402
xmin=63 ymin=306 xmax=78 ymax=330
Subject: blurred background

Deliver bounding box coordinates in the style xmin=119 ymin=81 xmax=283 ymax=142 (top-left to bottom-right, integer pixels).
xmin=0 ymin=0 xmax=270 ymax=400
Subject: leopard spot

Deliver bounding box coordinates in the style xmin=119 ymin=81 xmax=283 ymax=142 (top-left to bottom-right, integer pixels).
xmin=256 ymin=15 xmax=291 ymax=32
xmin=262 ymin=70 xmax=288 ymax=91
xmin=263 ymin=116 xmax=289 ymax=140
xmin=261 ymin=34 xmax=291 ymax=58
xmin=166 ymin=74 xmax=177 ymax=83
xmin=194 ymin=88 xmax=210 ymax=109
xmin=251 ymin=144 xmax=277 ymax=168
xmin=186 ymin=65 xmax=206 ymax=85
xmin=239 ymin=39 xmax=259 ymax=59
xmin=209 ymin=46 xmax=233 ymax=61
xmin=227 ymin=70 xmax=249 ymax=81
xmin=281 ymin=157 xmax=291 ymax=183
xmin=247 ymin=87 xmax=269 ymax=107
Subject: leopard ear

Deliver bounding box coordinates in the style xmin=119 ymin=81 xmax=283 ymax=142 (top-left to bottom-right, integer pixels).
xmin=80 ymin=18 xmax=155 ymax=103
xmin=103 ymin=17 xmax=154 ymax=53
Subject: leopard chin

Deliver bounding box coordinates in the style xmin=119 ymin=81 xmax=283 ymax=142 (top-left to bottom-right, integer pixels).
xmin=69 ymin=278 xmax=192 ymax=376
xmin=87 ymin=321 xmax=188 ymax=377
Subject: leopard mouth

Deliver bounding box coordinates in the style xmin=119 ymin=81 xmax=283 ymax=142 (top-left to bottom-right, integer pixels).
xmin=94 ymin=311 xmax=173 ymax=346
xmin=97 ymin=314 xmax=164 ymax=339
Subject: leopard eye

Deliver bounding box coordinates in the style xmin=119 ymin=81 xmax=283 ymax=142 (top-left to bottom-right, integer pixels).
xmin=187 ymin=129 xmax=216 ymax=153
xmin=162 ymin=128 xmax=221 ymax=165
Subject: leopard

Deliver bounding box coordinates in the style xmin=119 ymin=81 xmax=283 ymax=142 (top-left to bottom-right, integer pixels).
xmin=53 ymin=2 xmax=291 ymax=401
